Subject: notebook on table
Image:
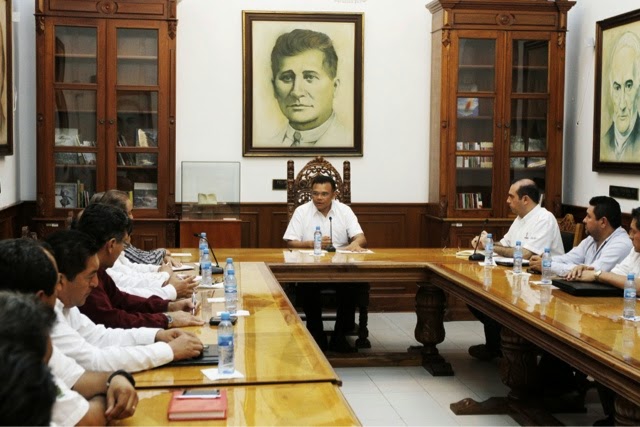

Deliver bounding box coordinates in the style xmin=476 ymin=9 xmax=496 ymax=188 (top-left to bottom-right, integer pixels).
xmin=167 ymin=344 xmax=218 ymax=366
xmin=168 ymin=389 xmax=227 ymax=420
xmin=551 ymin=278 xmax=623 ymax=297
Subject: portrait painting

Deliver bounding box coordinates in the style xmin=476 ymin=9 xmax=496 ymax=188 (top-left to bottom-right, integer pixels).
xmin=593 ymin=9 xmax=640 ymax=173
xmin=0 ymin=0 xmax=12 ymax=156
xmin=242 ymin=11 xmax=363 ymax=157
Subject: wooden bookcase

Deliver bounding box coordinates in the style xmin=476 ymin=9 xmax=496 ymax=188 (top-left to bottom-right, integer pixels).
xmin=33 ymin=0 xmax=178 ymax=247
xmin=426 ymin=0 xmax=575 ymax=248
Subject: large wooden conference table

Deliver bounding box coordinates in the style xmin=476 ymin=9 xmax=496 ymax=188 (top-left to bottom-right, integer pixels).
xmin=142 ymin=248 xmax=640 ymax=425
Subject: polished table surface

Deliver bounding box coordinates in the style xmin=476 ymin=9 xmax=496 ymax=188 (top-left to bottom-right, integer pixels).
xmin=113 ymin=382 xmax=359 ymax=426
xmin=133 ymin=262 xmax=338 ymax=388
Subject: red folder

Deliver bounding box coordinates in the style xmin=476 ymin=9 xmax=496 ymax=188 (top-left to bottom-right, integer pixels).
xmin=167 ymin=389 xmax=228 ymax=421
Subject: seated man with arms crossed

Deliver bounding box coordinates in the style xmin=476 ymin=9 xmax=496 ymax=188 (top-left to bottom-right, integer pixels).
xmin=69 ymin=203 xmax=204 ymax=329
xmin=0 ymin=239 xmax=138 ymax=425
xmin=283 ymin=174 xmax=367 ymax=352
xmin=529 ymin=196 xmax=631 ymax=277
xmin=469 ymin=178 xmax=564 ymax=360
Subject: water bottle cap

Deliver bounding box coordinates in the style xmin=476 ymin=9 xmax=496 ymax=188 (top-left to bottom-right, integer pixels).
xmin=486 ymin=233 xmax=492 ymax=238
xmin=227 ymin=270 xmax=235 ymax=276
xmin=226 ymin=258 xmax=233 ymax=263
xmin=544 ymin=248 xmax=550 ymax=252
xmin=203 ymin=248 xmax=209 ymax=254
xmin=516 ymin=241 xmax=521 ymax=245
xmin=201 ymin=232 xmax=207 ymax=237
xmin=628 ymin=274 xmax=635 ymax=280
xmin=220 ymin=312 xmax=230 ymax=320
xmin=315 ymin=226 xmax=321 ymax=230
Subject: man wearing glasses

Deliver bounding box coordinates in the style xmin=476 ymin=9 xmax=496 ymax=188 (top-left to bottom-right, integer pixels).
xmin=283 ymin=175 xmax=367 ymax=352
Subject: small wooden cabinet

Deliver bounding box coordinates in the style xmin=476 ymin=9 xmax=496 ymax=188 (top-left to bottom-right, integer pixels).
xmin=33 ymin=0 xmax=178 ymax=243
xmin=426 ymin=0 xmax=575 ymax=247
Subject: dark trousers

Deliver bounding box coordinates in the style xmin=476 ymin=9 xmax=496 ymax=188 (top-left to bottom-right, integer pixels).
xmin=297 ymin=283 xmax=357 ymax=350
xmin=468 ymin=305 xmax=502 ymax=351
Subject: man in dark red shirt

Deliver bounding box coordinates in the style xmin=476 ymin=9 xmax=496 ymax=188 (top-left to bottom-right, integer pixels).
xmin=71 ymin=203 xmax=204 ymax=329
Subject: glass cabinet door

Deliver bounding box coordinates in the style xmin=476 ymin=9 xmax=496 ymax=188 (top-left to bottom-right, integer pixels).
xmin=454 ymin=37 xmax=497 ymax=211
xmin=114 ymin=28 xmax=159 ymax=210
xmin=508 ymin=37 xmax=550 ymax=195
xmin=53 ymin=26 xmax=99 ymax=209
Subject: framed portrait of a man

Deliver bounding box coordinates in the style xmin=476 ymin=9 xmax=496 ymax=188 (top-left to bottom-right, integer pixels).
xmin=593 ymin=9 xmax=640 ymax=173
xmin=242 ymin=11 xmax=363 ymax=157
xmin=0 ymin=0 xmax=12 ymax=156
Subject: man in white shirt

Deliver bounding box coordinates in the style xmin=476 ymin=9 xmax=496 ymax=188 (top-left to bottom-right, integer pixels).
xmin=0 ymin=244 xmax=137 ymax=426
xmin=283 ymin=175 xmax=367 ymax=352
xmin=469 ymin=179 xmax=564 ymax=361
xmin=529 ymin=196 xmax=631 ymax=277
xmin=577 ymin=207 xmax=640 ymax=287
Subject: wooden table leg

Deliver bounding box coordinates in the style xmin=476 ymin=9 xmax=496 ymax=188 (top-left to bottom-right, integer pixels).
xmin=414 ymin=281 xmax=453 ymax=376
xmin=355 ymin=283 xmax=371 ymax=349
xmin=615 ymin=394 xmax=640 ymax=425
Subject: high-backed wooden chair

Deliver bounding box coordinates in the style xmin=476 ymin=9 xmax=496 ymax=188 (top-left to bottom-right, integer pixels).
xmin=286 ymin=157 xmax=370 ymax=348
xmin=557 ymin=213 xmax=584 ymax=253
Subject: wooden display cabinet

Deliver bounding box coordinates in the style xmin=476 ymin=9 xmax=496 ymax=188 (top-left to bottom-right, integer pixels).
xmin=33 ymin=0 xmax=178 ymax=244
xmin=426 ymin=0 xmax=575 ymax=247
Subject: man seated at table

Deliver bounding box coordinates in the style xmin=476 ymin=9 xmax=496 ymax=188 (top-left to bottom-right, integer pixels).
xmin=283 ymin=175 xmax=367 ymax=352
xmin=68 ymin=203 xmax=204 ymax=329
xmin=0 ymin=240 xmax=140 ymax=425
xmin=468 ymin=178 xmax=564 ymax=361
xmin=529 ymin=196 xmax=631 ymax=277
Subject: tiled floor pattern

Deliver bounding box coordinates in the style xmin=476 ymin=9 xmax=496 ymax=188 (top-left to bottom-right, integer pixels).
xmin=333 ymin=313 xmax=605 ymax=426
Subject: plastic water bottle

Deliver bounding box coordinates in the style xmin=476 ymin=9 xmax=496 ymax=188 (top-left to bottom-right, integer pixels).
xmin=623 ymin=273 xmax=636 ymax=320
xmin=198 ymin=232 xmax=207 ymax=260
xmin=541 ymin=248 xmax=552 ymax=285
xmin=217 ymin=312 xmax=235 ymax=375
xmin=313 ymin=226 xmax=322 ymax=255
xmin=483 ymin=265 xmax=492 ymax=289
xmin=513 ymin=241 xmax=523 ymax=274
xmin=484 ymin=233 xmax=494 ymax=266
xmin=224 ymin=257 xmax=235 ymax=281
xmin=224 ymin=270 xmax=238 ymax=314
xmin=201 ymin=248 xmax=212 ymax=286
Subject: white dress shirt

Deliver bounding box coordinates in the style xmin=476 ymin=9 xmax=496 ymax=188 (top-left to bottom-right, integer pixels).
xmin=612 ymin=249 xmax=640 ymax=277
xmin=52 ymin=299 xmax=174 ymax=372
xmin=499 ymin=204 xmax=565 ymax=257
xmin=48 ymin=345 xmax=85 ymax=388
xmin=51 ymin=376 xmax=90 ymax=427
xmin=283 ymin=199 xmax=363 ymax=247
xmin=107 ymin=253 xmax=176 ymax=300
xmin=549 ymin=226 xmax=632 ymax=276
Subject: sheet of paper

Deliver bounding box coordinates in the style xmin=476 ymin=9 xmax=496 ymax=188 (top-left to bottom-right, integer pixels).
xmin=199 ymin=283 xmax=223 ymax=289
xmin=172 ymin=265 xmax=195 ymax=272
xmin=216 ymin=310 xmax=250 ymax=317
xmin=208 ymin=297 xmax=225 ymax=303
xmin=336 ymin=249 xmax=374 ymax=254
xmin=170 ymin=253 xmax=192 ymax=257
xmin=201 ymin=369 xmax=245 ymax=381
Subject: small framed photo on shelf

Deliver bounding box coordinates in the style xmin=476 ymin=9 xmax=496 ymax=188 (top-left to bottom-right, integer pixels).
xmin=55 ymin=128 xmax=80 ymax=146
xmin=457 ymin=97 xmax=479 ymax=117
xmin=133 ymin=182 xmax=158 ymax=209
xmin=54 ymin=183 xmax=77 ymax=208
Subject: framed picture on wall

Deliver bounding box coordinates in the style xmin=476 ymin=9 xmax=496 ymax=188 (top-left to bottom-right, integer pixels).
xmin=593 ymin=9 xmax=640 ymax=173
xmin=242 ymin=11 xmax=363 ymax=157
xmin=0 ymin=0 xmax=12 ymax=156
xmin=54 ymin=183 xmax=77 ymax=209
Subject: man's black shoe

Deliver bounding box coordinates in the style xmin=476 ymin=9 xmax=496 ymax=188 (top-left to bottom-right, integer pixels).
xmin=468 ymin=344 xmax=501 ymax=361
xmin=593 ymin=415 xmax=614 ymax=426
xmin=329 ymin=336 xmax=357 ymax=353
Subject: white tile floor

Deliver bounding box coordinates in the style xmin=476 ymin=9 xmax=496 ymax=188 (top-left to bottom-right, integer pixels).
xmin=333 ymin=313 xmax=605 ymax=426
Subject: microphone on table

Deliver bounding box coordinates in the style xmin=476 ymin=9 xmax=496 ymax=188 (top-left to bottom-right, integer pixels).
xmin=326 ymin=216 xmax=336 ymax=252
xmin=469 ymin=219 xmax=489 ymax=261
xmin=193 ymin=233 xmax=224 ymax=274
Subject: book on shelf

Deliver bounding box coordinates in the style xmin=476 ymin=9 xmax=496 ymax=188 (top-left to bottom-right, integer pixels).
xmin=457 ymin=192 xmax=483 ymax=209
xmin=136 ymin=128 xmax=158 ymax=147
xmin=167 ymin=389 xmax=227 ymax=421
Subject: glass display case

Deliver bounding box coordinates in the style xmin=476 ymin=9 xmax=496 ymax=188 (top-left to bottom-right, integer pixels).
xmin=181 ymin=162 xmax=241 ymax=220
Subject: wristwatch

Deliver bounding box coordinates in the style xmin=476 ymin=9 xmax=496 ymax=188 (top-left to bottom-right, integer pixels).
xmin=164 ymin=313 xmax=173 ymax=327
xmin=594 ymin=270 xmax=602 ymax=282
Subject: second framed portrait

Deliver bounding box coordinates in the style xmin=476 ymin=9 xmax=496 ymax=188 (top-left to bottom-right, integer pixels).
xmin=243 ymin=11 xmax=364 ymax=157
xmin=593 ymin=9 xmax=640 ymax=173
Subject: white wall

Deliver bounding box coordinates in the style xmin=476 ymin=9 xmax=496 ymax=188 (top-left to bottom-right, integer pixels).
xmin=175 ymin=0 xmax=430 ymax=203
xmin=10 ymin=0 xmax=640 ymax=209
xmin=564 ymin=0 xmax=640 ymax=213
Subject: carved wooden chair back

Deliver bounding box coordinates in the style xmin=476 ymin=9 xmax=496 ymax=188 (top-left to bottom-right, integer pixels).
xmin=287 ymin=156 xmax=351 ymax=221
xmin=557 ymin=213 xmax=585 ymax=253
